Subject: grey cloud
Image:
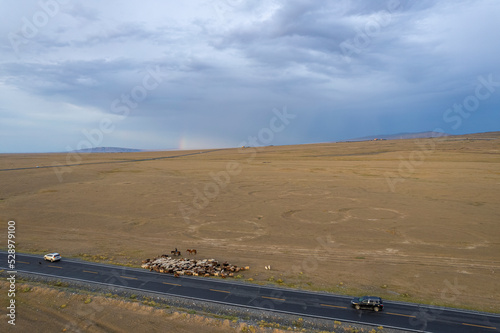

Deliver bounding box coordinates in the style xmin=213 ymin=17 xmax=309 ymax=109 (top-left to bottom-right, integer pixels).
xmin=73 ymin=22 xmax=157 ymax=46
xmin=1 ymin=0 xmax=499 ymax=152
xmin=63 ymin=2 xmax=101 ymax=22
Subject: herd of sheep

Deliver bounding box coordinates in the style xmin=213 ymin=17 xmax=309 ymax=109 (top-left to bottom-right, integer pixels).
xmin=141 ymin=255 xmax=249 ymax=278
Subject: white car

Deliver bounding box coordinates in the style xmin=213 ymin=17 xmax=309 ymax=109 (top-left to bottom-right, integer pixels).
xmin=44 ymin=253 xmax=61 ymax=262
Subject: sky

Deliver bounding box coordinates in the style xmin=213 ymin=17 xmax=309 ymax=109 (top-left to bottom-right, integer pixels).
xmin=1 ymin=0 xmax=499 ymax=153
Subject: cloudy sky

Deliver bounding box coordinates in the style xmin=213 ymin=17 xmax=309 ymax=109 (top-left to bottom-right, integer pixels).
xmin=1 ymin=0 xmax=499 ymax=153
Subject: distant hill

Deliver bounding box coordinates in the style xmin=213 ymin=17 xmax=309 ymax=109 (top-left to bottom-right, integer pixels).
xmin=72 ymin=147 xmax=145 ymax=153
xmin=348 ymin=131 xmax=451 ymax=142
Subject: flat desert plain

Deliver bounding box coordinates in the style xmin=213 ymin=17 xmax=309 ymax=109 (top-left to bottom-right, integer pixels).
xmin=1 ymin=132 xmax=499 ymax=314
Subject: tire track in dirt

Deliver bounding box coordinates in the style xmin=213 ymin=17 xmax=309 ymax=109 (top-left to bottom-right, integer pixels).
xmin=0 ymin=149 xmax=227 ymax=172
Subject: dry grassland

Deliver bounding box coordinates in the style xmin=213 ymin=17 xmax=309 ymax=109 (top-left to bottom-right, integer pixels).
xmin=1 ymin=132 xmax=499 ymax=320
xmin=0 ymin=281 xmax=274 ymax=333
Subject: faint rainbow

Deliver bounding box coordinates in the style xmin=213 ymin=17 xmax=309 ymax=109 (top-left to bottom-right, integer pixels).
xmin=178 ymin=135 xmax=187 ymax=150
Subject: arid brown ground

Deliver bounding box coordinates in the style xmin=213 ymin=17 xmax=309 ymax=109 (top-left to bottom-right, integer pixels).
xmin=1 ymin=132 xmax=499 ymax=316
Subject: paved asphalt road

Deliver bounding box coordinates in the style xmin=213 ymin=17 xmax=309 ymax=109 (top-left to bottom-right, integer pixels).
xmin=1 ymin=252 xmax=499 ymax=332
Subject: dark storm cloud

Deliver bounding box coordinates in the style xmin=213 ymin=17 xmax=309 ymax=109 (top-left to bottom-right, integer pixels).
xmin=0 ymin=0 xmax=499 ymax=153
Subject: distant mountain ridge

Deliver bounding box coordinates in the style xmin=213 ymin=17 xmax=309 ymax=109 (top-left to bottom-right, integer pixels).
xmin=72 ymin=147 xmax=145 ymax=153
xmin=348 ymin=131 xmax=451 ymax=142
